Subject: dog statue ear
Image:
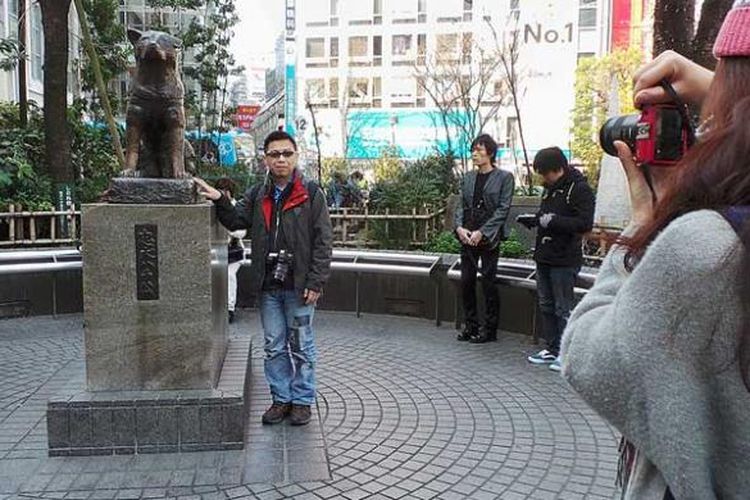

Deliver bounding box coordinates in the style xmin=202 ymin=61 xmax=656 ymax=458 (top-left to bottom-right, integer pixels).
xmin=170 ymin=36 xmax=183 ymax=51
xmin=127 ymin=28 xmax=143 ymax=45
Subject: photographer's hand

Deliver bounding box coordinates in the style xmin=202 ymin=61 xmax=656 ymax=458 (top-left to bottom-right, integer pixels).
xmin=615 ymin=141 xmax=676 ymax=226
xmin=633 ymin=50 xmax=714 ymax=109
xmin=194 ymin=177 xmax=222 ymax=201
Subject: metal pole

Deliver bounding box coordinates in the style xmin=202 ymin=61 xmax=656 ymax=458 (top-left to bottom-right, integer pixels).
xmin=355 ymin=273 xmax=361 ymax=318
xmin=18 ymin=0 xmax=27 ymax=128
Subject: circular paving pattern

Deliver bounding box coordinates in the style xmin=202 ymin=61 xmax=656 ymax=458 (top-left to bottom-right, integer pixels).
xmin=0 ymin=313 xmax=619 ymax=499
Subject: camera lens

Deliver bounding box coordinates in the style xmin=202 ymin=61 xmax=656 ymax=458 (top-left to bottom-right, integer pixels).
xmin=599 ymin=114 xmax=640 ymax=157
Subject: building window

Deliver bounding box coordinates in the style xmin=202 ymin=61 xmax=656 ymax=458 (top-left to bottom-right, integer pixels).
xmin=373 ymin=77 xmax=381 ymax=97
xmin=127 ymin=11 xmax=145 ymax=31
xmin=330 ymin=0 xmax=338 ymax=16
xmin=392 ymin=35 xmax=412 ymax=56
xmin=463 ymin=0 xmax=472 ymax=21
xmin=349 ymin=78 xmax=370 ymax=99
xmin=373 ymin=36 xmax=382 ymax=56
xmin=306 ymin=38 xmax=325 ymax=58
xmin=30 ymin=4 xmax=43 ymax=82
xmin=330 ymin=37 xmax=339 ymax=57
xmin=462 ymin=33 xmax=472 ymax=63
xmin=579 ymin=0 xmax=596 ymax=28
xmin=306 ymin=78 xmax=326 ymax=100
xmin=0 ymin=1 xmax=5 ymax=39
xmin=349 ymin=36 xmax=369 ymax=57
xmin=436 ymin=33 xmax=459 ymax=61
xmin=374 ymin=0 xmax=382 ymax=15
xmin=329 ymin=77 xmax=339 ymax=98
xmin=509 ymin=0 xmax=520 ymax=21
xmin=417 ymin=34 xmax=426 ymax=65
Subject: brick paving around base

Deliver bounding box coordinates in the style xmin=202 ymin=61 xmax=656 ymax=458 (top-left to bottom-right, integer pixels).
xmin=0 ymin=312 xmax=620 ymax=499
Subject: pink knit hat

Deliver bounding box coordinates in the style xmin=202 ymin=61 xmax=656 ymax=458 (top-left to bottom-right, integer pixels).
xmin=714 ymin=0 xmax=750 ymax=58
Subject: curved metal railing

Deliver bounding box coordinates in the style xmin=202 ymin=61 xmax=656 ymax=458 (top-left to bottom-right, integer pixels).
xmin=0 ymin=248 xmax=597 ymax=324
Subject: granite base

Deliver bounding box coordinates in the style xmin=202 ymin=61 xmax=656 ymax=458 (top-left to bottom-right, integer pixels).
xmin=46 ymin=337 xmax=251 ymax=456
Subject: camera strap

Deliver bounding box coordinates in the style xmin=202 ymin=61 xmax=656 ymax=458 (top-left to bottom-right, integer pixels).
xmin=640 ymin=81 xmax=698 ymax=205
xmin=659 ymin=79 xmax=697 ymax=148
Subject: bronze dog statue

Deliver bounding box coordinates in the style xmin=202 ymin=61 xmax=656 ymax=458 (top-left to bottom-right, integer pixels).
xmin=124 ymin=29 xmax=186 ymax=178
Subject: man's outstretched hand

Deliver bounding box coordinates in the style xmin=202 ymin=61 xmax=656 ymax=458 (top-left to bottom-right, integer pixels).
xmin=194 ymin=177 xmax=222 ymax=201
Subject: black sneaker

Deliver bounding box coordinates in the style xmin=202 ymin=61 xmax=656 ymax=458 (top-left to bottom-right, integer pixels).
xmin=262 ymin=402 xmax=291 ymax=425
xmin=288 ymin=404 xmax=312 ymax=426
xmin=469 ymin=328 xmax=497 ymax=344
xmin=228 ymin=310 xmax=235 ymax=324
xmin=456 ymin=328 xmax=477 ymax=341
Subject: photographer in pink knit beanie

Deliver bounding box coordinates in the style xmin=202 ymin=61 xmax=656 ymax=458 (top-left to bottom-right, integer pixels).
xmin=560 ymin=3 xmax=750 ymax=499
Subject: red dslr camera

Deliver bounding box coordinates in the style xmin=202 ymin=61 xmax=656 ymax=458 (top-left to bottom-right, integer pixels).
xmin=599 ymin=81 xmax=696 ymax=167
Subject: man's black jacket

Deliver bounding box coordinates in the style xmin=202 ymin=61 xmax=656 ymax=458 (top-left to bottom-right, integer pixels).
xmin=214 ymin=171 xmax=333 ymax=296
xmin=534 ymin=168 xmax=595 ymax=267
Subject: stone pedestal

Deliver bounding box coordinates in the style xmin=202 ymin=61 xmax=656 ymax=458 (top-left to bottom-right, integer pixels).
xmin=47 ymin=203 xmax=251 ymax=457
xmin=81 ymin=203 xmax=228 ymax=391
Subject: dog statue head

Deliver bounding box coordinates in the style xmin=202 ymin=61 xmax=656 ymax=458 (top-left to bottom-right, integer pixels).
xmin=127 ymin=29 xmax=182 ymax=68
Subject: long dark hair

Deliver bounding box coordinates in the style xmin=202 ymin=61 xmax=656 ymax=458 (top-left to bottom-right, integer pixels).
xmin=622 ymin=57 xmax=750 ymax=389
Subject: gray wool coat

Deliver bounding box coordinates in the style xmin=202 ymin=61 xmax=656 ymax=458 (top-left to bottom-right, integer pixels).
xmin=561 ymin=210 xmax=750 ymax=499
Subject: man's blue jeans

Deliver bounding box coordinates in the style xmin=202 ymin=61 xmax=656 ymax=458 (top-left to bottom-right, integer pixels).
xmin=260 ymin=290 xmax=317 ymax=405
xmin=536 ymin=264 xmax=580 ymax=356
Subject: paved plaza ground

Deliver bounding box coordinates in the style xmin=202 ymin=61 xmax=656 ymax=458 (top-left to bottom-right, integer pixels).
xmin=0 ymin=312 xmax=619 ymax=499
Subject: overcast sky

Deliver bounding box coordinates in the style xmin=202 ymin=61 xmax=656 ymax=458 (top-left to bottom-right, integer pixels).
xmin=231 ymin=0 xmax=284 ymax=70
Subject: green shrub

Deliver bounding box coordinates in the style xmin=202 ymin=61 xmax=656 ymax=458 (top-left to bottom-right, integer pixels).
xmin=369 ymin=153 xmax=457 ymax=212
xmin=425 ymin=230 xmax=461 ymax=254
xmin=0 ymin=103 xmax=52 ymax=210
xmin=500 ymin=228 xmax=530 ymax=259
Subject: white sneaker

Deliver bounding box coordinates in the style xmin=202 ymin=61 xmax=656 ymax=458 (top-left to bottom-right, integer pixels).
xmin=527 ymin=349 xmax=557 ymax=365
xmin=549 ymin=357 xmax=562 ymax=372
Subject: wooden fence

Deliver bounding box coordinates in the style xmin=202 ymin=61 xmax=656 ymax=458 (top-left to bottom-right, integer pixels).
xmin=329 ymin=206 xmax=447 ymax=247
xmin=0 ymin=204 xmax=447 ymax=249
xmin=0 ymin=205 xmax=80 ymax=247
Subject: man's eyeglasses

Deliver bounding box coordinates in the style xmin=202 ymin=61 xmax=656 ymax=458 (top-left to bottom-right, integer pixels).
xmin=266 ymin=150 xmax=295 ymax=159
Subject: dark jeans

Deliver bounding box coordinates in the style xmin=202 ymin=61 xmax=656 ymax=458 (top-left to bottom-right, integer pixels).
xmin=536 ymin=264 xmax=579 ymax=356
xmin=460 ymin=245 xmax=500 ymax=333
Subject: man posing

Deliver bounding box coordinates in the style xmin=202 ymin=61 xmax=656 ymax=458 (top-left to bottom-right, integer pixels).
xmin=518 ymin=147 xmax=594 ymax=372
xmin=454 ymin=134 xmax=515 ymax=344
xmin=196 ymin=131 xmax=333 ymax=426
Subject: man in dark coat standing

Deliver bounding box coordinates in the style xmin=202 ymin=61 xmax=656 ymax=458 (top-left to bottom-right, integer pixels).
xmin=454 ymin=134 xmax=515 ymax=344
xmin=518 ymin=147 xmax=595 ymax=372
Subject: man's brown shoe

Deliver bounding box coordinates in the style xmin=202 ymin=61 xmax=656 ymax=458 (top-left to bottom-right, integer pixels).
xmin=289 ymin=404 xmax=311 ymax=426
xmin=262 ymin=402 xmax=291 ymax=425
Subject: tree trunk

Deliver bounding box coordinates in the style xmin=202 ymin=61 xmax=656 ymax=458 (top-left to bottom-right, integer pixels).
xmin=653 ymin=0 xmax=696 ymax=58
xmin=691 ymin=0 xmax=733 ymax=70
xmin=39 ymin=0 xmax=74 ymax=184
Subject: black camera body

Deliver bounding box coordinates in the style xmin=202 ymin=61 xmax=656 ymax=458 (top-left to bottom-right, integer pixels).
xmin=267 ymin=250 xmax=293 ymax=283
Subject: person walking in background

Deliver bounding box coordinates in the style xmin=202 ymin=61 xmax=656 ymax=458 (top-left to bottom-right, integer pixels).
xmin=453 ymin=134 xmax=515 ymax=344
xmin=518 ymin=147 xmax=595 ymax=372
xmin=562 ymin=5 xmax=750 ymax=497
xmin=214 ymin=177 xmax=246 ymax=324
